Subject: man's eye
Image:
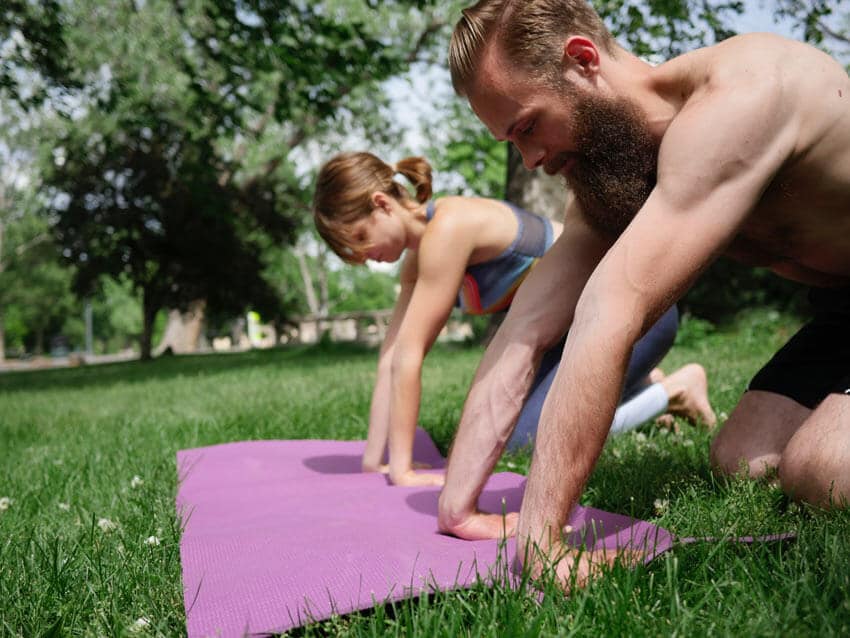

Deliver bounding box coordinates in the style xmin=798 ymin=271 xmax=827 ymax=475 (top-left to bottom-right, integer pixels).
xmin=521 ymin=121 xmax=535 ymax=136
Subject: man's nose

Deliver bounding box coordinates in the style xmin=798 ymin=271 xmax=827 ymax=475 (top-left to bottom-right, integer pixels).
xmin=516 ymin=142 xmax=544 ymax=170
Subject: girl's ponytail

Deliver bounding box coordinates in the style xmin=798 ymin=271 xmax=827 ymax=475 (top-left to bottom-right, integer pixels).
xmin=394 ymin=156 xmax=433 ymax=203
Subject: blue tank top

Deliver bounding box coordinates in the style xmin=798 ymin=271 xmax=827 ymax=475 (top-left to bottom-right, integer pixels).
xmin=425 ymin=200 xmax=554 ymax=315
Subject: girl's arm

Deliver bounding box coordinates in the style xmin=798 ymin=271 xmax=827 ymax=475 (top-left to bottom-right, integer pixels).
xmin=362 ymin=253 xmax=418 ymax=472
xmin=386 ymin=204 xmax=476 ymax=486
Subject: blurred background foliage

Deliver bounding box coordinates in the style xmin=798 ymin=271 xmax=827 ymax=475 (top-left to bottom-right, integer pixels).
xmin=0 ymin=0 xmax=847 ymax=360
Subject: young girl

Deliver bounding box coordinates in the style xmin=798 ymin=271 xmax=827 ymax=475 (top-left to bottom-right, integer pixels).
xmin=313 ymin=152 xmax=714 ymax=487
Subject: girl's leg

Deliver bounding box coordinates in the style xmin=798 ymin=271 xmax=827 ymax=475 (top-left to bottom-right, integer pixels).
xmin=506 ymin=306 xmax=681 ymax=451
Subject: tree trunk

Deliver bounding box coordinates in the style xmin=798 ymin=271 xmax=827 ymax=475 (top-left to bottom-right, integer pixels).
xmin=505 ymin=145 xmax=572 ymax=222
xmin=295 ymin=249 xmax=322 ymax=316
xmin=140 ymin=288 xmax=158 ymax=361
xmin=154 ymin=299 xmax=207 ymax=356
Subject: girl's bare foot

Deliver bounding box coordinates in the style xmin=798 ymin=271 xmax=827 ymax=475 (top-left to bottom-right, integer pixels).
xmin=659 ymin=363 xmax=717 ymax=429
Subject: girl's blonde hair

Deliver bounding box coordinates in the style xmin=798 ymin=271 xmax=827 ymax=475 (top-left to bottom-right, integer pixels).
xmin=313 ymin=152 xmax=433 ymax=264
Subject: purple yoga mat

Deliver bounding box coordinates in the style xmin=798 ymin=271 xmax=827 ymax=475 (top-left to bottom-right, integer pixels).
xmin=176 ymin=429 xmax=676 ymax=637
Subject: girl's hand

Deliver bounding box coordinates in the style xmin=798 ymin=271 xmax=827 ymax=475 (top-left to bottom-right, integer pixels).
xmin=389 ymin=469 xmax=445 ymax=487
xmin=362 ymin=459 xmax=389 ymax=473
xmin=362 ymin=461 xmax=434 ymax=474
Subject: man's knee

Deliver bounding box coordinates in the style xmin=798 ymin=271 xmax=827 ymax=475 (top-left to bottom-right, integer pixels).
xmin=710 ymin=391 xmax=810 ymax=479
xmin=778 ymin=409 xmax=849 ymax=508
xmin=776 ymin=445 xmax=846 ymax=507
xmin=709 ymin=429 xmax=742 ymax=475
xmin=709 ymin=417 xmax=781 ymax=478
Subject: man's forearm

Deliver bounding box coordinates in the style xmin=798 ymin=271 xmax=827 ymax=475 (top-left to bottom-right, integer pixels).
xmin=439 ymin=331 xmax=541 ymax=526
xmin=516 ymin=326 xmax=631 ymax=559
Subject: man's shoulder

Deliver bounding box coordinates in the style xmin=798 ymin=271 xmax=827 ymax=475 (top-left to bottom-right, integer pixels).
xmin=702 ymin=34 xmax=821 ymax=85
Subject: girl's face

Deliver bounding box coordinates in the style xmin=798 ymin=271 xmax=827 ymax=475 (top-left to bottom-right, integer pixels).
xmin=351 ymin=197 xmax=408 ymax=263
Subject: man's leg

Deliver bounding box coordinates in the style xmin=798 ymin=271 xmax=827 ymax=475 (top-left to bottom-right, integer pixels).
xmin=779 ymin=392 xmax=850 ymax=507
xmin=710 ymin=390 xmax=810 ymax=478
xmin=713 ymin=286 xmax=850 ymax=480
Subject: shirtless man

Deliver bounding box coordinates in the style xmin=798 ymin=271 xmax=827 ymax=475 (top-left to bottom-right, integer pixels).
xmin=436 ymin=0 xmax=850 ymax=588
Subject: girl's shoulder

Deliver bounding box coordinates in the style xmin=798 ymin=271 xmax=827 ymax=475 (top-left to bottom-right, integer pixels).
xmin=428 ymin=195 xmax=505 ymax=232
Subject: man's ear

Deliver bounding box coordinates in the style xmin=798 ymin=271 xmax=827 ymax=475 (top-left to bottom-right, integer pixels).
xmin=563 ymin=36 xmax=600 ymax=76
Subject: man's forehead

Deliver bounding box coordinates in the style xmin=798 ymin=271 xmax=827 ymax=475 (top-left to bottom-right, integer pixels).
xmin=467 ymin=45 xmax=524 ymax=139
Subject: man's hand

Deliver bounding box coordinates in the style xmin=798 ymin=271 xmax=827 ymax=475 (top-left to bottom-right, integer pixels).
xmin=438 ymin=510 xmax=519 ymax=540
xmin=389 ymin=469 xmax=445 ymax=487
xmin=521 ymin=540 xmax=644 ymax=593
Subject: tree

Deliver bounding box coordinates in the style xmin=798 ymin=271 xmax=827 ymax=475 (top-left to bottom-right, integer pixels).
xmin=3 ymin=0 xmax=451 ymax=358
xmin=0 ymin=149 xmax=70 ymax=360
xmin=773 ymin=0 xmax=850 ymax=64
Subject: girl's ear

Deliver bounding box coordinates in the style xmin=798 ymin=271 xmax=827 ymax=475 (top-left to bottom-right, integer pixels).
xmin=370 ymin=191 xmax=392 ymax=213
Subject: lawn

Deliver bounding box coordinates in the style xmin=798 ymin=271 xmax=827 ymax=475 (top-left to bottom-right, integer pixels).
xmin=1 ymin=309 xmax=848 ymax=636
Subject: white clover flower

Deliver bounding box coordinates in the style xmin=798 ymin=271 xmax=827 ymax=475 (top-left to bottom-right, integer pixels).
xmin=0 ymin=496 xmax=12 ymax=511
xmin=130 ymin=475 xmax=144 ymax=489
xmin=144 ymin=535 xmax=161 ymax=546
xmin=682 ymin=439 xmax=695 ymax=447
xmin=653 ymin=498 xmax=670 ymax=515
xmin=58 ymin=502 xmax=71 ymax=511
xmin=98 ymin=517 xmax=117 ymax=533
xmin=635 ymin=432 xmax=648 ymax=443
xmin=129 ymin=617 xmax=150 ymax=633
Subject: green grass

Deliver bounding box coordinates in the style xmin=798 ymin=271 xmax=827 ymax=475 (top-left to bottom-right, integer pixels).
xmin=1 ymin=309 xmax=849 ymax=636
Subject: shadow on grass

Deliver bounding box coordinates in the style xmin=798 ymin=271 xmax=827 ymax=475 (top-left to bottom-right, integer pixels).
xmin=581 ymin=436 xmax=716 ymax=520
xmin=0 ymin=342 xmax=378 ymax=394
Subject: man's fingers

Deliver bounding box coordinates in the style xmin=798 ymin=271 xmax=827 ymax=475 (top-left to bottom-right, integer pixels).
xmin=549 ymin=547 xmax=647 ymax=593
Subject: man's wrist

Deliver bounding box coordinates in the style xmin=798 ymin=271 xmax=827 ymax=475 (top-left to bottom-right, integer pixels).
xmin=437 ymin=489 xmax=474 ymax=532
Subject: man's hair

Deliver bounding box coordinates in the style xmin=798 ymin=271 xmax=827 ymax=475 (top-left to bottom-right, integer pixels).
xmin=449 ymin=0 xmax=616 ymax=95
xmin=313 ymin=152 xmax=432 ymax=264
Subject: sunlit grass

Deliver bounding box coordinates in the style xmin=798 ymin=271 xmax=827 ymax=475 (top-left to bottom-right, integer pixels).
xmin=1 ymin=310 xmax=848 ymax=636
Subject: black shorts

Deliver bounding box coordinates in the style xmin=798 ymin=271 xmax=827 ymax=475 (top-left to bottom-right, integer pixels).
xmin=748 ymin=286 xmax=850 ymax=409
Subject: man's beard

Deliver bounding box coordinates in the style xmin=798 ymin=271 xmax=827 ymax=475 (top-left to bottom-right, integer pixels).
xmin=562 ymin=90 xmax=658 ymax=237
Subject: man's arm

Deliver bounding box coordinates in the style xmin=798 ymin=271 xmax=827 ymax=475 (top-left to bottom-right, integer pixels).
xmin=516 ymin=78 xmax=798 ymax=584
xmin=438 ymin=208 xmax=612 ymax=537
